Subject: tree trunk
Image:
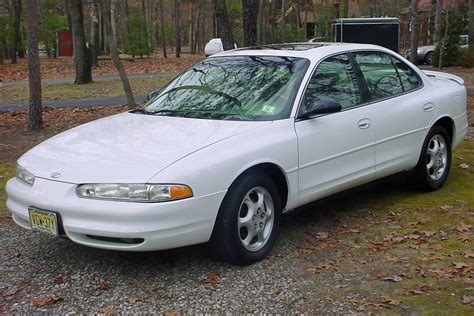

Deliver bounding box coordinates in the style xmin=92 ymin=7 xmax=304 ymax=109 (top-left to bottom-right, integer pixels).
xmin=257 ymin=0 xmax=265 ymax=45
xmin=409 ymin=0 xmax=420 ymax=65
xmin=11 ymin=0 xmax=21 ymax=64
xmin=213 ymin=0 xmax=235 ymax=50
xmin=281 ymin=0 xmax=286 ymax=42
xmin=103 ymin=0 xmax=135 ymax=109
xmin=90 ymin=2 xmax=100 ymax=67
xmin=159 ymin=0 xmax=167 ymax=58
xmin=174 ymin=0 xmax=181 ymax=58
xmin=341 ymin=0 xmax=349 ymax=18
xmin=271 ymin=0 xmax=275 ymax=42
xmin=25 ymin=0 xmax=43 ymax=131
xmin=438 ymin=9 xmax=450 ymax=69
xmin=434 ymin=0 xmax=443 ymax=42
xmin=67 ymin=0 xmax=92 ymax=84
xmin=242 ymin=0 xmax=259 ymax=47
xmin=469 ymin=0 xmax=474 ymax=55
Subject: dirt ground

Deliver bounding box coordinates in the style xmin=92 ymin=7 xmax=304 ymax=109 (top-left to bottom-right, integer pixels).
xmin=0 ymin=55 xmax=203 ymax=83
xmin=0 ymin=67 xmax=473 ymax=313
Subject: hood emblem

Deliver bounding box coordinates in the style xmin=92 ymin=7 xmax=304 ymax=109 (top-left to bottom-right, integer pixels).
xmin=51 ymin=172 xmax=61 ymax=179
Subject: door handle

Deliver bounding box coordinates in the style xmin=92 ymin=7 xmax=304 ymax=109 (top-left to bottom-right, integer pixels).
xmin=423 ymin=103 xmax=435 ymax=112
xmin=358 ymin=118 xmax=371 ymax=129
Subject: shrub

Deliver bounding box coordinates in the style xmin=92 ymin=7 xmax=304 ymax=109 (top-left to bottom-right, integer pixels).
xmin=431 ymin=6 xmax=467 ymax=68
xmin=124 ymin=13 xmax=152 ymax=58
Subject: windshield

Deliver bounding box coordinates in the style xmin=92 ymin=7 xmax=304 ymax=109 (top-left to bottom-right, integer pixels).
xmin=142 ymin=56 xmax=309 ymax=121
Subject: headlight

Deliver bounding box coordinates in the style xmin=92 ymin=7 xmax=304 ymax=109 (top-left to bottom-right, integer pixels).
xmin=76 ymin=183 xmax=193 ymax=202
xmin=16 ymin=164 xmax=35 ymax=185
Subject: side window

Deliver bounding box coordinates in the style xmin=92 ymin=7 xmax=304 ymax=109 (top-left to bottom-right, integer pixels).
xmin=390 ymin=56 xmax=422 ymax=91
xmin=302 ymin=53 xmax=361 ymax=113
xmin=354 ymin=52 xmax=403 ymax=101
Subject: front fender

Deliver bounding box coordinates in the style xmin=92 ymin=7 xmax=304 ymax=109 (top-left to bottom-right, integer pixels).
xmin=148 ymin=118 xmax=300 ymax=210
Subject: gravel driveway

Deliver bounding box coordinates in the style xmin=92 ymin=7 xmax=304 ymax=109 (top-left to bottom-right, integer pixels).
xmin=0 ymin=209 xmax=343 ymax=314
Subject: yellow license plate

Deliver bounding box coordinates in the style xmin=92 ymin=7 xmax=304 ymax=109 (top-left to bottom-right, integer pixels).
xmin=28 ymin=208 xmax=59 ymax=236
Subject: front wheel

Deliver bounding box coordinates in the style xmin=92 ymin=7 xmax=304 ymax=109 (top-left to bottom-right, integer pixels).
xmin=411 ymin=125 xmax=451 ymax=191
xmin=210 ymin=172 xmax=282 ymax=265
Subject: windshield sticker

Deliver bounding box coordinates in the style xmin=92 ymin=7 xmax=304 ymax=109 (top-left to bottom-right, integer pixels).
xmin=262 ymin=105 xmax=277 ymax=114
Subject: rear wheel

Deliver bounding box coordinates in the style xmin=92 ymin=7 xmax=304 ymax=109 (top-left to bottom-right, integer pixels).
xmin=424 ymin=52 xmax=434 ymax=65
xmin=411 ymin=125 xmax=451 ymax=191
xmin=210 ymin=171 xmax=282 ymax=265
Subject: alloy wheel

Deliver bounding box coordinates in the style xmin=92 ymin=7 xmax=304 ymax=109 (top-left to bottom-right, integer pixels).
xmin=237 ymin=187 xmax=275 ymax=252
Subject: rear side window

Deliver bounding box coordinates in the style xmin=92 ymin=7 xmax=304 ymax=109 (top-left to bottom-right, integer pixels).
xmin=390 ymin=56 xmax=422 ymax=91
xmin=302 ymin=53 xmax=361 ymax=112
xmin=354 ymin=52 xmax=403 ymax=101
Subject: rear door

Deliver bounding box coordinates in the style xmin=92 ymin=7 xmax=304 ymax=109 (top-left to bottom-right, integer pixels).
xmin=352 ymin=51 xmax=433 ymax=177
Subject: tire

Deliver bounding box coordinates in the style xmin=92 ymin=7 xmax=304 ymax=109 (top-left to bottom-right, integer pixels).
xmin=411 ymin=125 xmax=452 ymax=191
xmin=210 ymin=171 xmax=282 ymax=265
xmin=424 ymin=52 xmax=434 ymax=65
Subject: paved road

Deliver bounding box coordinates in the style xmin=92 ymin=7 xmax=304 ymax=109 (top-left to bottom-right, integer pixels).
xmin=0 ymin=95 xmax=147 ymax=112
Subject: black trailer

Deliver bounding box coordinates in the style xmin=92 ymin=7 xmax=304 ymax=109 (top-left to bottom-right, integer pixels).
xmin=332 ymin=17 xmax=400 ymax=53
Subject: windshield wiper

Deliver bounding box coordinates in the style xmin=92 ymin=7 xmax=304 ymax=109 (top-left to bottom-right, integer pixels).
xmin=129 ymin=108 xmax=149 ymax=114
xmin=146 ymin=109 xmax=188 ymax=116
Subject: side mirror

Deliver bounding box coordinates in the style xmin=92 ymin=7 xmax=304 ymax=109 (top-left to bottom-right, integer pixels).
xmin=299 ymin=98 xmax=342 ymax=120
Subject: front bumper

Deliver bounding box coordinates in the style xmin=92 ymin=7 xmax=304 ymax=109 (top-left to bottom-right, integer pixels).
xmin=6 ymin=177 xmax=226 ymax=251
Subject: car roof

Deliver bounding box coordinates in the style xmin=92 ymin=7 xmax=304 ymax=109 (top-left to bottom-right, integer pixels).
xmin=211 ymin=42 xmax=396 ymax=62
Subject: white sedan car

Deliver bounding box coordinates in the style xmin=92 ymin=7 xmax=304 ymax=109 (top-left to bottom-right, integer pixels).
xmin=7 ymin=43 xmax=468 ymax=265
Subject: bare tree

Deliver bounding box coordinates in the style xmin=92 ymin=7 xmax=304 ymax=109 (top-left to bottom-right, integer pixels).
xmin=409 ymin=0 xmax=420 ymax=65
xmin=281 ymin=0 xmax=286 ymax=42
xmin=67 ymin=0 xmax=92 ymax=84
xmin=174 ymin=0 xmax=181 ymax=58
xmin=469 ymin=0 xmax=474 ymax=55
xmin=434 ymin=0 xmax=443 ymax=42
xmin=271 ymin=0 xmax=276 ymax=42
xmin=213 ymin=0 xmax=235 ymax=50
xmin=438 ymin=8 xmax=450 ymax=69
xmin=159 ymin=0 xmax=167 ymax=58
xmin=90 ymin=1 xmax=100 ymax=67
xmin=103 ymin=0 xmax=135 ymax=109
xmin=11 ymin=0 xmax=21 ymax=64
xmin=257 ymin=0 xmax=265 ymax=44
xmin=242 ymin=0 xmax=259 ymax=46
xmin=25 ymin=0 xmax=43 ymax=131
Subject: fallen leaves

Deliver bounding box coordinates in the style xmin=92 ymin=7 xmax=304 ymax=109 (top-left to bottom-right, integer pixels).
xmin=127 ymin=294 xmax=149 ymax=304
xmin=462 ymin=295 xmax=474 ymax=304
xmin=97 ymin=307 xmax=116 ymax=315
xmin=459 ymin=163 xmax=470 ymax=169
xmin=53 ymin=274 xmax=66 ymax=285
xmin=381 ymin=296 xmax=401 ymax=306
xmin=407 ymin=285 xmax=434 ymax=295
xmin=202 ymin=272 xmax=220 ymax=290
xmin=308 ymin=262 xmax=338 ymax=273
xmin=297 ymin=242 xmax=338 ymax=255
xmin=2 ymin=287 xmax=24 ymax=297
xmin=459 ymin=232 xmax=471 ymax=242
xmin=456 ymin=222 xmax=472 ymax=232
xmin=32 ymin=296 xmax=63 ymax=306
xmin=98 ymin=281 xmax=111 ymax=290
xmin=463 ymin=250 xmax=474 ymax=259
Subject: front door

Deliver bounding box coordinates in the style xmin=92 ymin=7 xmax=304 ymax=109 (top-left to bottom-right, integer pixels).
xmin=295 ymin=53 xmax=376 ymax=206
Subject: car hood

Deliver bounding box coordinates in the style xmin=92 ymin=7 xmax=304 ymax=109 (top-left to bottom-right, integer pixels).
xmin=19 ymin=112 xmax=271 ymax=183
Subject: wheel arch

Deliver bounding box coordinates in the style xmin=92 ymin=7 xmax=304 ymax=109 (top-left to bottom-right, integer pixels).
xmin=433 ymin=116 xmax=455 ymax=143
xmin=229 ymin=162 xmax=289 ymax=211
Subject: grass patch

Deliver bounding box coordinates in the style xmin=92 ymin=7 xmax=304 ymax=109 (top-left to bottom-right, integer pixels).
xmin=0 ymin=76 xmax=172 ymax=104
xmin=0 ymin=160 xmax=15 ymax=216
